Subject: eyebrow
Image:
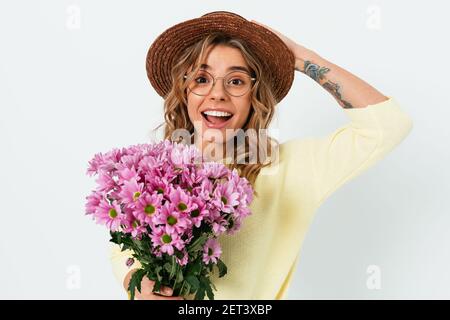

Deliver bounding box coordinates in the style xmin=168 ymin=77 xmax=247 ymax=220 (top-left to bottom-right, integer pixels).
xmin=200 ymin=63 xmax=250 ymax=74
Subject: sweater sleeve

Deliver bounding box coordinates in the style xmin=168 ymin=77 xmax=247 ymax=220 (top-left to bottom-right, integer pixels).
xmin=309 ymin=96 xmax=413 ymax=209
xmin=110 ymin=243 xmax=142 ymax=292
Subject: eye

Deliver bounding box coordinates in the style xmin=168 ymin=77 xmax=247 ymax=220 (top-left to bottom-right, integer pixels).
xmin=228 ymin=78 xmax=245 ymax=86
xmin=193 ymin=70 xmax=212 ymax=84
xmin=195 ymin=76 xmax=209 ymax=84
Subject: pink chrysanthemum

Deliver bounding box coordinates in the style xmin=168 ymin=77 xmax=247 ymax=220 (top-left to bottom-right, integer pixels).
xmin=133 ymin=191 xmax=163 ymax=226
xmin=212 ymin=181 xmax=240 ymax=214
xmin=95 ymin=171 xmax=116 ymax=193
xmin=170 ymin=143 xmax=202 ymax=167
xmin=120 ymin=153 xmax=142 ymax=171
xmin=93 ymin=199 xmax=124 ymax=231
xmin=145 ymin=175 xmax=170 ymax=195
xmin=210 ymin=217 xmax=228 ymax=235
xmin=201 ymin=161 xmax=229 ymax=179
xmin=193 ymin=178 xmax=214 ymax=202
xmin=126 ymin=258 xmax=135 ymax=268
xmin=85 ymin=191 xmax=103 ymax=215
xmin=168 ymin=186 xmax=195 ymax=213
xmin=129 ymin=219 xmax=147 ymax=238
xmin=182 ymin=166 xmax=206 ymax=187
xmin=176 ymin=250 xmax=189 ymax=266
xmin=86 ymin=140 xmax=255 ymax=293
xmin=202 ymin=238 xmax=222 ymax=264
xmin=118 ymin=178 xmax=144 ymax=206
xmin=189 ymin=197 xmax=209 ymax=228
xmin=116 ymin=163 xmax=140 ymax=184
xmin=153 ymin=202 xmax=191 ymax=235
xmin=150 ymin=226 xmax=185 ymax=256
xmin=87 ymin=149 xmax=121 ymax=176
xmin=121 ymin=209 xmax=148 ymax=238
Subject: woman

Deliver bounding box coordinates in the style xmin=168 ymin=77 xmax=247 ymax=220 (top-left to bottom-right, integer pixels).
xmin=110 ymin=11 xmax=413 ymax=300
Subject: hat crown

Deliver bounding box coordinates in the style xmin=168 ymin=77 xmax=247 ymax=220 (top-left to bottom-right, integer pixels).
xmin=201 ymin=11 xmax=246 ymax=21
xmin=146 ymin=11 xmax=295 ymax=103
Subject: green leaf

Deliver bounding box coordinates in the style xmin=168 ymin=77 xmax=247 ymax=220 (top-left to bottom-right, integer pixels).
xmin=216 ymin=259 xmax=228 ymax=278
xmin=205 ymin=283 xmax=214 ymax=300
xmin=194 ymin=286 xmax=206 ymax=300
xmin=200 ymin=276 xmax=215 ymax=300
xmin=163 ymin=262 xmax=171 ymax=273
xmin=128 ymin=269 xmax=146 ymax=300
xmin=132 ymin=239 xmax=147 ymax=251
xmin=176 ymin=267 xmax=184 ymax=284
xmin=155 ymin=266 xmax=163 ymax=282
xmin=174 ymin=250 xmax=184 ymax=259
xmin=195 ymin=258 xmax=203 ymax=273
xmin=169 ymin=256 xmax=177 ymax=280
xmin=139 ymin=255 xmax=154 ymax=264
xmin=109 ymin=231 xmax=121 ymax=244
xmin=153 ymin=278 xmax=161 ymax=293
xmin=186 ymin=257 xmax=202 ymax=277
xmin=210 ymin=281 xmax=217 ymax=292
xmin=183 ymin=281 xmax=191 ymax=296
xmin=185 ymin=275 xmax=200 ymax=291
xmin=187 ymin=234 xmax=208 ymax=253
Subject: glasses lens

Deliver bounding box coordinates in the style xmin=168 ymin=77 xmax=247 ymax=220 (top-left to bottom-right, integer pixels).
xmin=186 ymin=70 xmax=253 ymax=96
xmin=224 ymin=71 xmax=252 ymax=96
xmin=187 ymin=70 xmax=213 ymax=96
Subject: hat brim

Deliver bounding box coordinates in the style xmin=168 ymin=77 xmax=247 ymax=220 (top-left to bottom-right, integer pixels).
xmin=146 ymin=11 xmax=295 ymax=103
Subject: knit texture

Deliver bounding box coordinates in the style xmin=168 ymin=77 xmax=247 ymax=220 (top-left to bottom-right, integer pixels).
xmin=110 ymin=96 xmax=413 ymax=299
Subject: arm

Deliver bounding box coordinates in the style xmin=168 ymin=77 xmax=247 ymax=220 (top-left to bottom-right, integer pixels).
xmin=250 ymin=21 xmax=413 ymax=208
xmin=110 ymin=243 xmax=142 ymax=291
xmin=110 ymin=243 xmax=183 ymax=300
xmin=308 ymin=97 xmax=413 ymax=208
xmin=250 ymin=19 xmax=388 ymax=109
xmin=294 ymin=50 xmax=389 ymax=109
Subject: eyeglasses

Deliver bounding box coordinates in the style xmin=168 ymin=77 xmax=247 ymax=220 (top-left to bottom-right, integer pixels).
xmin=183 ymin=69 xmax=256 ymax=97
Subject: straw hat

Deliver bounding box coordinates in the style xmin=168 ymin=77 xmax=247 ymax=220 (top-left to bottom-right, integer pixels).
xmin=145 ymin=11 xmax=295 ymax=103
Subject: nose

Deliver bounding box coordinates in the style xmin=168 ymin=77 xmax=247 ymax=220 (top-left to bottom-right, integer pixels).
xmin=208 ymin=78 xmax=227 ymax=101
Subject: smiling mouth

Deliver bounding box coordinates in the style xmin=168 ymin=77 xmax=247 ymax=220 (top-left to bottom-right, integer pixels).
xmin=201 ymin=112 xmax=233 ymax=125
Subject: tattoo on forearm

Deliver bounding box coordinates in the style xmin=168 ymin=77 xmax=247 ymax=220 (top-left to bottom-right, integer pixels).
xmin=304 ymin=61 xmax=355 ymax=109
xmin=303 ymin=61 xmax=330 ymax=82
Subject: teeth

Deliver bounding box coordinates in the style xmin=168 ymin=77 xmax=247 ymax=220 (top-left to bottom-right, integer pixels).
xmin=203 ymin=110 xmax=232 ymax=117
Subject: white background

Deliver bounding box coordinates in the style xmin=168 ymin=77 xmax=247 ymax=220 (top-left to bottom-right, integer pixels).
xmin=0 ymin=0 xmax=448 ymax=299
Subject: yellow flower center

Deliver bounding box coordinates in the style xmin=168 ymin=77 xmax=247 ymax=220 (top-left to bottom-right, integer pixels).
xmin=221 ymin=196 xmax=227 ymax=205
xmin=144 ymin=204 xmax=155 ymax=215
xmin=162 ymin=234 xmax=172 ymax=244
xmin=108 ymin=208 xmax=117 ymax=218
xmin=167 ymin=215 xmax=177 ymax=226
xmin=133 ymin=191 xmax=141 ymax=201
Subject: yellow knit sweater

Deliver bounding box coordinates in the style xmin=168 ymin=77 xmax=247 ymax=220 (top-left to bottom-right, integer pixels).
xmin=110 ymin=96 xmax=413 ymax=299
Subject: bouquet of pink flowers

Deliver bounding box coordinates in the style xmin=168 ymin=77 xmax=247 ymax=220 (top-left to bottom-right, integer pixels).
xmin=85 ymin=140 xmax=253 ymax=300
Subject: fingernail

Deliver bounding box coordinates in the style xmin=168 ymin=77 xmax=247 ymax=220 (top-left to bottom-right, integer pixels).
xmin=164 ymin=287 xmax=173 ymax=295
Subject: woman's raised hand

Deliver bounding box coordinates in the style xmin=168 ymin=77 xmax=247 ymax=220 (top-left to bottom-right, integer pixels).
xmin=250 ymin=19 xmax=317 ymax=71
xmin=124 ymin=269 xmax=184 ymax=300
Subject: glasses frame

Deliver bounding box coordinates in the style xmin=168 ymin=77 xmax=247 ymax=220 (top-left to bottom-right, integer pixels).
xmin=183 ymin=69 xmax=257 ymax=97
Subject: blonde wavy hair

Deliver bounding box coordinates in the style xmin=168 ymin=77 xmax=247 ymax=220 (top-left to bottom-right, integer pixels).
xmin=152 ymin=32 xmax=280 ymax=198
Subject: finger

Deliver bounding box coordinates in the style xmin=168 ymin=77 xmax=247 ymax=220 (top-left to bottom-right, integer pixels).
xmin=139 ymin=278 xmax=156 ymax=295
xmin=153 ymin=287 xmax=174 ymax=297
xmin=160 ymin=286 xmax=174 ymax=296
xmin=152 ymin=294 xmax=184 ymax=301
xmin=142 ymin=277 xmax=155 ymax=286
